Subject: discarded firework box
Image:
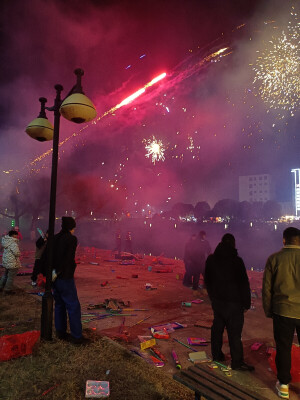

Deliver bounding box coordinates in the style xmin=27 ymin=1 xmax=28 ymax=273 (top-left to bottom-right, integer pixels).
xmin=151 ymin=328 xmax=170 ymax=340
xmin=188 ymin=351 xmax=212 ymax=364
xmin=120 ymin=253 xmax=135 ymax=260
xmin=105 ymin=298 xmax=130 ymax=312
xmin=151 ymin=266 xmax=173 ymax=273
xmin=150 ymin=322 xmax=185 ymax=332
xmin=85 ymin=380 xmax=110 ymax=398
xmin=187 ymin=337 xmax=209 ymax=346
xmin=140 ymin=338 xmax=156 ymax=350
xmin=87 ymin=298 xmax=130 ymax=311
xmin=131 ymin=347 xmax=164 ymax=367
xmin=268 ymin=344 xmax=300 ymax=382
xmin=0 ymin=330 xmax=40 ymax=362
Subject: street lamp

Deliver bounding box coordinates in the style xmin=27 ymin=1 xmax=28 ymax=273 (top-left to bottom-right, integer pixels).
xmin=26 ymin=68 xmax=96 ymax=340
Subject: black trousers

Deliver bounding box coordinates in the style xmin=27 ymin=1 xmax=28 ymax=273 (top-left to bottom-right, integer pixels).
xmin=273 ymin=313 xmax=300 ymax=384
xmin=183 ymin=262 xmax=192 ymax=287
xmin=31 ymin=259 xmax=42 ymax=282
xmin=211 ymin=299 xmax=244 ymax=367
xmin=183 ymin=263 xmax=203 ymax=290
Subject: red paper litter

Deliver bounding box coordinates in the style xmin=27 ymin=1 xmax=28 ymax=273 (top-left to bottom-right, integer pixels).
xmin=0 ymin=330 xmax=40 ymax=362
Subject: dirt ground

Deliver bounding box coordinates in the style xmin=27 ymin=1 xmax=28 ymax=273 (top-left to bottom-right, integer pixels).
xmin=3 ymin=243 xmax=300 ymax=399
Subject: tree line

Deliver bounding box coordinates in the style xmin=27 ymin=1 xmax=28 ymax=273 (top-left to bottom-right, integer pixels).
xmin=160 ymin=199 xmax=282 ymax=222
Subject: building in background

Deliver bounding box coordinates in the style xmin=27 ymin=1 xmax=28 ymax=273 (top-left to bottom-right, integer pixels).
xmin=291 ymin=169 xmax=300 ymax=216
xmin=239 ymin=174 xmax=275 ymax=203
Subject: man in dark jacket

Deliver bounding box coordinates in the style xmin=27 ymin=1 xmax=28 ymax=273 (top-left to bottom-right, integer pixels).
xmin=52 ymin=217 xmax=88 ymax=345
xmin=204 ymin=233 xmax=254 ymax=371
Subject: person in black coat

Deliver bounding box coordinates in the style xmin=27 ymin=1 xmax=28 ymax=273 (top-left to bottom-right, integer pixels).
xmin=52 ymin=217 xmax=89 ymax=345
xmin=204 ymin=233 xmax=254 ymax=371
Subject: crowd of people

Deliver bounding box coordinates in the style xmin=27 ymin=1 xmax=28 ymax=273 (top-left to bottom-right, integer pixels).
xmin=0 ymin=221 xmax=299 ymax=398
xmin=183 ymin=228 xmax=299 ymax=399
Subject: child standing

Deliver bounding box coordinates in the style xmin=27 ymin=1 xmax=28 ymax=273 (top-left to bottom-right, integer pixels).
xmin=0 ymin=230 xmax=21 ymax=294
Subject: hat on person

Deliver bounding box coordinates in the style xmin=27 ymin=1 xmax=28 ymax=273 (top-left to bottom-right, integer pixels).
xmin=61 ymin=216 xmax=76 ymax=231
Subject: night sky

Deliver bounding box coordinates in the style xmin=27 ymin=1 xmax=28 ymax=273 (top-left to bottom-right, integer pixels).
xmin=0 ymin=0 xmax=299 ymax=215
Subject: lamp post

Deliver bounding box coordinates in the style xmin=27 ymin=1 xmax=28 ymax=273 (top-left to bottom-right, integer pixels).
xmin=26 ymin=69 xmax=96 ymax=340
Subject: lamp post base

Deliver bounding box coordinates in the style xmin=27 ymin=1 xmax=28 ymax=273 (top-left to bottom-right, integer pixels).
xmin=41 ymin=290 xmax=53 ymax=340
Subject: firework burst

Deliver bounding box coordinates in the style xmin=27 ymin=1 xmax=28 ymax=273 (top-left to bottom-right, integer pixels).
xmin=144 ymin=136 xmax=166 ymax=165
xmin=252 ymin=7 xmax=299 ymax=116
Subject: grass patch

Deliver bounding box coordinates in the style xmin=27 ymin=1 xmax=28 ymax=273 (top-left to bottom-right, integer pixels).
xmin=0 ymin=290 xmax=193 ymax=400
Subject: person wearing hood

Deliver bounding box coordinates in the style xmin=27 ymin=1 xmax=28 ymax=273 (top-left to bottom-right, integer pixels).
xmin=0 ymin=230 xmax=21 ymax=294
xmin=52 ymin=217 xmax=89 ymax=345
xmin=204 ymin=233 xmax=254 ymax=371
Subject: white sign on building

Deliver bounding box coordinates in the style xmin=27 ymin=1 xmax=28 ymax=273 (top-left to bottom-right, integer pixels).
xmin=291 ymin=169 xmax=300 ymax=216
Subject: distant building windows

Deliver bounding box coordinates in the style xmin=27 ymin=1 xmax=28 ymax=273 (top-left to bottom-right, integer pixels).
xmin=239 ymin=174 xmax=273 ymax=203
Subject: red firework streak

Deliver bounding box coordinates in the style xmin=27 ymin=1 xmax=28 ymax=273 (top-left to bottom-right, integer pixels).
xmin=171 ymin=350 xmax=182 ymax=369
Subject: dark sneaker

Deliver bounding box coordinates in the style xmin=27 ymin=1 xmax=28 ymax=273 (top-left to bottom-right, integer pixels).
xmin=232 ymin=362 xmax=255 ymax=371
xmin=56 ymin=331 xmax=71 ymax=341
xmin=69 ymin=336 xmax=91 ymax=346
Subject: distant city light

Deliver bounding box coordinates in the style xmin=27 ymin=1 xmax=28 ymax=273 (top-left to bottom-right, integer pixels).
xmin=291 ymin=168 xmax=300 ymax=216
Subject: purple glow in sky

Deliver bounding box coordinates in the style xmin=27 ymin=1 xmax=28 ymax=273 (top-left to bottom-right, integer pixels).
xmin=0 ymin=0 xmax=299 ymax=215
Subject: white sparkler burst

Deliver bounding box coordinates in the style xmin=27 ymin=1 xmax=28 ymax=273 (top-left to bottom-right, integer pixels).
xmin=144 ymin=136 xmax=166 ymax=164
xmin=252 ymin=7 xmax=299 ymax=116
